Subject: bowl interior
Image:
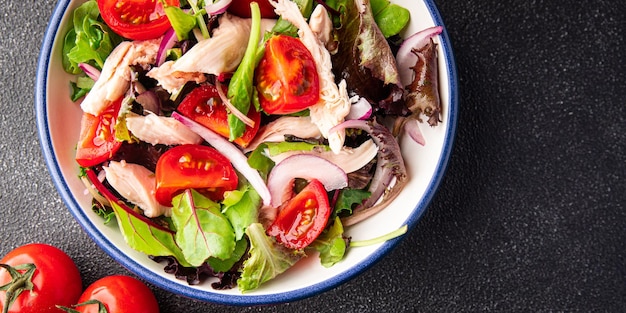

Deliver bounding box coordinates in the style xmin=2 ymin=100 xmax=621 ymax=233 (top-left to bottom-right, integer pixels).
xmin=36 ymin=0 xmax=458 ymax=305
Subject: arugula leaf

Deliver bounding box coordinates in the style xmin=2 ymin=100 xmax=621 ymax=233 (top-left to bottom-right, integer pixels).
xmin=226 ymin=2 xmax=261 ymax=140
xmin=171 ymin=190 xmax=237 ymax=267
xmin=222 ymin=185 xmax=261 ymax=240
xmin=310 ymin=217 xmax=347 ymax=267
xmin=109 ymin=200 xmax=190 ymax=267
xmin=62 ymin=0 xmax=121 ymax=74
xmin=238 ymin=223 xmax=305 ymax=292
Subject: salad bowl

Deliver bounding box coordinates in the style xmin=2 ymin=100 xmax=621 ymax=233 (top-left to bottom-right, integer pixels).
xmin=35 ymin=0 xmax=458 ymax=305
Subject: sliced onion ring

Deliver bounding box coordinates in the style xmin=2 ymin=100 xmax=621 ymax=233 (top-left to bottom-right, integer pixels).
xmin=205 ymin=0 xmax=233 ymax=15
xmin=267 ymin=154 xmax=348 ymax=208
xmin=78 ymin=63 xmax=101 ymax=81
xmin=396 ymin=26 xmax=443 ymax=87
xmin=172 ymin=112 xmax=271 ymax=206
xmin=156 ymin=28 xmax=178 ymax=67
xmin=346 ymin=97 xmax=372 ymax=120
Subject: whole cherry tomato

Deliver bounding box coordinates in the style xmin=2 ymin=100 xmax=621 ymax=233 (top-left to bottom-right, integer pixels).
xmin=97 ymin=0 xmax=180 ymax=40
xmin=155 ymin=144 xmax=239 ymax=206
xmin=227 ymin=0 xmax=277 ymax=18
xmin=255 ymin=34 xmax=320 ymax=115
xmin=0 ymin=243 xmax=82 ymax=313
xmin=75 ymin=97 xmax=123 ymax=167
xmin=267 ymin=179 xmax=331 ymax=249
xmin=177 ymin=84 xmax=261 ymax=148
xmin=70 ymin=275 xmax=159 ymax=313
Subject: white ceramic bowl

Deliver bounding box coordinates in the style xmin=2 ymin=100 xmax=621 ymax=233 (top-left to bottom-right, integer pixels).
xmin=36 ymin=0 xmax=458 ymax=305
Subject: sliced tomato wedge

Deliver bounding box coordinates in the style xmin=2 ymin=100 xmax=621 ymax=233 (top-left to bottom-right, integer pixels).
xmin=255 ymin=35 xmax=320 ymax=115
xmin=177 ymin=84 xmax=260 ymax=148
xmin=97 ymin=0 xmax=180 ymax=40
xmin=155 ymin=144 xmax=239 ymax=206
xmin=267 ymin=179 xmax=331 ymax=249
xmin=75 ymin=98 xmax=123 ymax=167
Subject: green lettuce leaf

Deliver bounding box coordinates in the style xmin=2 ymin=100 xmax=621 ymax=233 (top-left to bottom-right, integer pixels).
xmin=207 ymin=238 xmax=249 ymax=273
xmin=62 ymin=0 xmax=121 ymax=74
xmin=247 ymin=143 xmax=275 ymax=179
xmin=334 ymin=188 xmax=371 ymax=218
xmin=370 ymin=0 xmax=410 ymax=38
xmin=222 ymin=185 xmax=261 ymax=241
xmin=163 ymin=5 xmax=197 ymax=40
xmin=310 ymin=217 xmax=347 ymax=267
xmin=171 ymin=190 xmax=236 ymax=267
xmin=109 ymin=201 xmax=190 ymax=267
xmin=238 ymin=223 xmax=305 ymax=292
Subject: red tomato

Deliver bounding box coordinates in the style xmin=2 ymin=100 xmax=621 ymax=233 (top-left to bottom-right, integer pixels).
xmin=177 ymin=84 xmax=260 ymax=148
xmin=155 ymin=144 xmax=239 ymax=206
xmin=72 ymin=275 xmax=159 ymax=313
xmin=75 ymin=98 xmax=123 ymax=167
xmin=256 ymin=35 xmax=320 ymax=115
xmin=267 ymin=179 xmax=331 ymax=249
xmin=0 ymin=243 xmax=82 ymax=313
xmin=227 ymin=0 xmax=277 ymax=18
xmin=97 ymin=0 xmax=180 ymax=40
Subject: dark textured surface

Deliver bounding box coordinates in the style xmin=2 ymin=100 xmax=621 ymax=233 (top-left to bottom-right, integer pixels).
xmin=1 ymin=0 xmax=625 ymax=312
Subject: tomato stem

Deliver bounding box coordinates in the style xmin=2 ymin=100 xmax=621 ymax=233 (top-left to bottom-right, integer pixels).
xmin=349 ymin=225 xmax=408 ymax=247
xmin=57 ymin=299 xmax=109 ymax=313
xmin=0 ymin=263 xmax=36 ymax=313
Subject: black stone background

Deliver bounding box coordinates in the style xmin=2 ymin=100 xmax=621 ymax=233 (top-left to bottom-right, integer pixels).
xmin=1 ymin=0 xmax=624 ymax=312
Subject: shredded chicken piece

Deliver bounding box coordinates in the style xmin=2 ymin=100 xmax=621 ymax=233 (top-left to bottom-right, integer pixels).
xmin=271 ymin=0 xmax=351 ymax=154
xmin=145 ymin=61 xmax=207 ymax=94
xmin=267 ymin=139 xmax=378 ymax=173
xmin=243 ymin=116 xmax=322 ymax=153
xmin=104 ymin=160 xmax=171 ymax=218
xmin=147 ymin=14 xmax=276 ymax=94
xmin=81 ymin=39 xmax=160 ymax=116
xmin=126 ymin=112 xmax=203 ymax=146
xmin=308 ymin=5 xmax=334 ymax=50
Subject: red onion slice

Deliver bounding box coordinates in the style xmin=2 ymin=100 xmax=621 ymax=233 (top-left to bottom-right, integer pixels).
xmin=346 ymin=97 xmax=373 ymax=120
xmin=267 ymin=154 xmax=348 ymax=208
xmin=172 ymin=112 xmax=271 ymax=206
xmin=215 ymin=80 xmax=255 ymax=128
xmin=205 ymin=0 xmax=233 ymax=15
xmin=403 ymin=118 xmax=426 ymax=146
xmin=78 ymin=63 xmax=101 ymax=81
xmin=156 ymin=28 xmax=178 ymax=67
xmin=396 ymin=26 xmax=443 ymax=87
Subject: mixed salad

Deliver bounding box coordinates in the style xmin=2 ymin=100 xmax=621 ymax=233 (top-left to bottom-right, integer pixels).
xmin=62 ymin=0 xmax=443 ymax=292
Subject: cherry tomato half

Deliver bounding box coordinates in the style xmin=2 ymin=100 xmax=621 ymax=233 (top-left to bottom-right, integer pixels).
xmin=177 ymin=84 xmax=260 ymax=148
xmin=155 ymin=144 xmax=239 ymax=206
xmin=97 ymin=0 xmax=180 ymax=40
xmin=75 ymin=98 xmax=123 ymax=167
xmin=256 ymin=34 xmax=320 ymax=115
xmin=267 ymin=179 xmax=331 ymax=249
xmin=227 ymin=0 xmax=277 ymax=18
xmin=0 ymin=243 xmax=82 ymax=313
xmin=72 ymin=275 xmax=159 ymax=313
